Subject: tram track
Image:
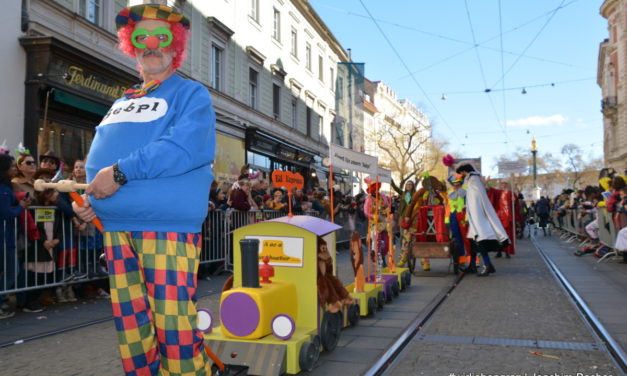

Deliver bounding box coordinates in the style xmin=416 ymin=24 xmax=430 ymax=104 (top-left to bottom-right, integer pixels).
xmin=533 ymin=236 xmax=627 ymax=373
xmin=0 ymin=290 xmax=222 ymax=350
xmin=363 ymin=272 xmax=466 ymax=376
xmin=364 ymin=235 xmax=627 ymax=376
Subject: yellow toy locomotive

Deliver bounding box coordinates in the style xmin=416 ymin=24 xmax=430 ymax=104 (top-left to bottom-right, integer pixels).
xmin=199 ymin=215 xmax=359 ymax=375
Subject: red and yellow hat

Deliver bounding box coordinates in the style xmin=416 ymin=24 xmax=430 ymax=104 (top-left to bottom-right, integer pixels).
xmin=115 ymin=3 xmax=190 ymax=31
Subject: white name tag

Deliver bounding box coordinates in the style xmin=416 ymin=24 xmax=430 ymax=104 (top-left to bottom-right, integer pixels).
xmin=100 ymin=97 xmax=168 ymax=126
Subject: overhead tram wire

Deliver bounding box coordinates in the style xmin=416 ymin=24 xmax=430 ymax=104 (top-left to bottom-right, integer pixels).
xmin=319 ymin=1 xmax=580 ymax=74
xmin=386 ymin=0 xmax=581 ymax=81
xmin=357 ymin=0 xmax=463 ymax=145
xmin=463 ymin=0 xmax=509 ymax=142
xmin=489 ymin=0 xmax=569 ymax=90
xmin=439 ymin=76 xmax=594 ymax=96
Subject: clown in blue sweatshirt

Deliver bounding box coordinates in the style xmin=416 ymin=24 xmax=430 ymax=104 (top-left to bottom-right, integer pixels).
xmin=86 ymin=74 xmax=215 ymax=233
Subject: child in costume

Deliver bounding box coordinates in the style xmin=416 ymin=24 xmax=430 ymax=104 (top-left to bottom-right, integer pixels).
xmin=445 ymin=173 xmax=471 ymax=270
xmin=363 ymin=177 xmax=390 ymax=267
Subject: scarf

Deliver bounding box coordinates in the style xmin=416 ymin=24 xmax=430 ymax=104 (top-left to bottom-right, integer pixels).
xmin=124 ymin=80 xmax=161 ymax=99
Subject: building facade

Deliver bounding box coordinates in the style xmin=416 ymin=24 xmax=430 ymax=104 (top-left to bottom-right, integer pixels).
xmin=363 ymin=80 xmax=432 ymax=189
xmin=4 ymin=0 xmax=349 ymax=187
xmin=599 ymin=0 xmax=627 ymax=170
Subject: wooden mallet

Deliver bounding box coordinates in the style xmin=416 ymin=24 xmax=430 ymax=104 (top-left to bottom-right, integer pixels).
xmin=34 ymin=179 xmax=104 ymax=232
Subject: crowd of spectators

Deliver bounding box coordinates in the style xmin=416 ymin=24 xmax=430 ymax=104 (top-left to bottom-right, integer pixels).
xmin=541 ymin=168 xmax=627 ymax=262
xmin=206 ymin=167 xmax=372 ymax=223
xmin=0 ymin=150 xmax=109 ymax=319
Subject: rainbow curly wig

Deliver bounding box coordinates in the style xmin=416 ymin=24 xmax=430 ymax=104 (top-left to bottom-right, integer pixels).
xmin=117 ymin=22 xmax=189 ymax=71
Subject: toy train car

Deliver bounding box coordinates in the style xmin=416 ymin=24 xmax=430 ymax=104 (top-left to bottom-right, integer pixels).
xmin=200 ymin=216 xmax=359 ymax=376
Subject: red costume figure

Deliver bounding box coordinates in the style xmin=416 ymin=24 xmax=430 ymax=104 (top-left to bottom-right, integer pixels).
xmin=494 ymin=181 xmax=521 ymax=257
xmin=363 ymin=178 xmax=390 ymax=265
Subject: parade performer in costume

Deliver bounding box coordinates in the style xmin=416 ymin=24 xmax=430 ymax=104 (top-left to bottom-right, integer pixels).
xmin=363 ymin=177 xmax=390 ymax=267
xmin=494 ymin=181 xmax=520 ymax=258
xmin=444 ymin=173 xmax=471 ymax=268
xmin=396 ymin=180 xmax=415 ymax=267
xmin=456 ymin=164 xmax=509 ymax=276
xmin=72 ymin=4 xmax=215 ymax=375
xmin=403 ymin=174 xmax=448 ymax=271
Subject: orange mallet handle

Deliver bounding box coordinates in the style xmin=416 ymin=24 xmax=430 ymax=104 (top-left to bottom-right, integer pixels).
xmin=69 ymin=192 xmax=104 ymax=233
xmin=204 ymin=344 xmax=225 ymax=372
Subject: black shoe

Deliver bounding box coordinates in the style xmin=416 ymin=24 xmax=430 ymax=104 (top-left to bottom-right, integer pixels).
xmin=477 ymin=267 xmax=490 ymax=277
xmin=460 ymin=265 xmax=477 ymax=274
xmin=499 ymin=239 xmax=511 ymax=249
xmin=486 ymin=264 xmax=496 ymax=274
xmin=505 ymin=253 xmax=511 ymax=259
xmin=495 ymin=252 xmax=502 ymax=258
xmin=23 ymin=302 xmax=45 ymax=313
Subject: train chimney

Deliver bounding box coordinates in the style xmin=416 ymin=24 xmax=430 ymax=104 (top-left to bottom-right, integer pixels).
xmin=240 ymin=239 xmax=260 ymax=288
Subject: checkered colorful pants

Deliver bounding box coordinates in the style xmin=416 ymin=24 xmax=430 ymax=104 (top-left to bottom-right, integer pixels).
xmin=105 ymin=231 xmax=210 ymax=376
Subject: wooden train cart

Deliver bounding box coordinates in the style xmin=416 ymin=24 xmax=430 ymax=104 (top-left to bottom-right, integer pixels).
xmin=409 ymin=241 xmax=457 ymax=273
xmin=408 ymin=205 xmax=459 ymax=274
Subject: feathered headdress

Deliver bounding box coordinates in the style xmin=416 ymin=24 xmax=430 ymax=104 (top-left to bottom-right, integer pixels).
xmin=364 ymin=176 xmax=381 ymax=194
xmin=442 ymin=154 xmax=456 ymax=167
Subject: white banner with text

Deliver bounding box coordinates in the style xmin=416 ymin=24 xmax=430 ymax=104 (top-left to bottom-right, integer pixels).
xmin=329 ymin=144 xmax=378 ymax=175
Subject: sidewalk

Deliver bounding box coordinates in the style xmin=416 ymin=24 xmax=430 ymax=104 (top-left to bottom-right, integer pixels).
xmin=387 ymin=235 xmax=626 ymax=375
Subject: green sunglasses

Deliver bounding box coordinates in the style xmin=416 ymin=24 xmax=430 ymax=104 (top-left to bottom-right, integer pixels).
xmin=131 ymin=26 xmax=173 ymax=49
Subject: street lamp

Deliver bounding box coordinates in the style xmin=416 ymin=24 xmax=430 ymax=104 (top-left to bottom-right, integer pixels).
xmin=530 ymin=137 xmax=540 ymax=200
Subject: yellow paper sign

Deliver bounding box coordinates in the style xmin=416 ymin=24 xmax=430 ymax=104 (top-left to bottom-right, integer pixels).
xmin=259 ymin=239 xmax=302 ymax=265
xmin=34 ymin=208 xmax=55 ymax=223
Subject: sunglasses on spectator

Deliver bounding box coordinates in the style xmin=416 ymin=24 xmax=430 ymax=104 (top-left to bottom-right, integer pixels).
xmin=274 ymin=193 xmax=283 ymax=197
xmin=23 ymin=161 xmax=36 ymax=166
xmin=41 ymin=159 xmax=57 ymax=165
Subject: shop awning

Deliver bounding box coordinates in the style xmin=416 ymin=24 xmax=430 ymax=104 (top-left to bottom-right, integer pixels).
xmin=54 ymin=89 xmax=109 ymax=116
xmin=245 ymin=128 xmax=317 ymax=168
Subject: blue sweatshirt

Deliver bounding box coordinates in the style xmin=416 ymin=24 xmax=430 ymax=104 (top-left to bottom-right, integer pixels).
xmin=86 ymin=74 xmax=216 ymax=233
xmin=0 ymin=184 xmax=23 ymax=251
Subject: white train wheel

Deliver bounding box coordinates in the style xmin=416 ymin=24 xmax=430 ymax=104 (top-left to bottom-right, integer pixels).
xmin=271 ymin=314 xmax=295 ymax=340
xmin=197 ymin=308 xmax=213 ymax=333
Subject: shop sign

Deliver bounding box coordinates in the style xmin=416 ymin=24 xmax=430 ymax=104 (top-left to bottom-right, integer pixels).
xmin=48 ymin=59 xmax=129 ymax=102
xmin=66 ymin=66 xmax=127 ymax=101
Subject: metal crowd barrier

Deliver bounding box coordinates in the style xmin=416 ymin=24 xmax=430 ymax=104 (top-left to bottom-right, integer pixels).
xmin=552 ymin=206 xmax=623 ymax=260
xmin=1 ymin=207 xmax=369 ymax=296
xmin=0 ymin=206 xmax=105 ymax=295
xmin=597 ymin=208 xmax=618 ymax=249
